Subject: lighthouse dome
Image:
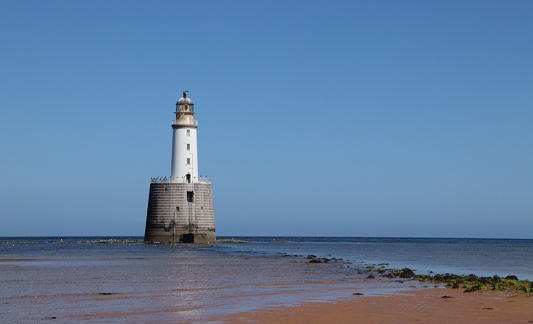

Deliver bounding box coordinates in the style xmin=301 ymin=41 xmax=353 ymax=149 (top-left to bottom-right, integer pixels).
xmin=177 ymin=90 xmax=193 ymax=105
xmin=177 ymin=97 xmax=193 ymax=104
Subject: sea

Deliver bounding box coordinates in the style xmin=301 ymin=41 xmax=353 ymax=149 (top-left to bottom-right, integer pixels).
xmin=1 ymin=236 xmax=532 ymax=322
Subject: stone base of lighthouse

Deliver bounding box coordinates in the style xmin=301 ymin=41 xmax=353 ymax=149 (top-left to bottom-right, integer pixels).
xmin=144 ymin=182 xmax=216 ymax=243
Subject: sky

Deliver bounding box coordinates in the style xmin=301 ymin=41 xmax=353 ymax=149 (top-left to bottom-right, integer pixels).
xmin=1 ymin=0 xmax=532 ymax=238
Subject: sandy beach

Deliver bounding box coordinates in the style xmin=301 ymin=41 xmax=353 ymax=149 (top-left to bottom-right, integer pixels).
xmin=213 ymin=288 xmax=533 ymax=323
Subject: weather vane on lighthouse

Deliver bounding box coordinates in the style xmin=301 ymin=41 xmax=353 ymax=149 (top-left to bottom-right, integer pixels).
xmin=144 ymin=90 xmax=216 ymax=243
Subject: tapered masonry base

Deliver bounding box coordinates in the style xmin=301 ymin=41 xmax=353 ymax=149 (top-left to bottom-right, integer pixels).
xmin=144 ymin=182 xmax=216 ymax=243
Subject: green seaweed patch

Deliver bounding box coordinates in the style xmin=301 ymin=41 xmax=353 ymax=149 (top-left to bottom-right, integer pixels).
xmin=417 ymin=273 xmax=532 ymax=295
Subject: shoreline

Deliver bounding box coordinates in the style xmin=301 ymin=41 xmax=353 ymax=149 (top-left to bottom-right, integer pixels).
xmin=211 ymin=287 xmax=533 ymax=323
xmin=2 ymin=237 xmax=533 ymax=322
xmin=210 ymin=255 xmax=533 ymax=322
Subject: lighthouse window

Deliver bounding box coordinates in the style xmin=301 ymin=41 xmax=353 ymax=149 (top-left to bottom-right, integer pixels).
xmin=187 ymin=191 xmax=194 ymax=202
xmin=186 ymin=144 xmax=190 ymax=150
xmin=187 ymin=130 xmax=190 ymax=136
xmin=187 ymin=158 xmax=190 ymax=165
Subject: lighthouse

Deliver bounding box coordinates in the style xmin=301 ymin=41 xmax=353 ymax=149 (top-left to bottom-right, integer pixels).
xmin=144 ymin=91 xmax=216 ymax=243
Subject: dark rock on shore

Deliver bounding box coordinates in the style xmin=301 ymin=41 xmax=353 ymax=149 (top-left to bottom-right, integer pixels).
xmin=464 ymin=284 xmax=483 ymax=293
xmin=399 ymin=268 xmax=416 ymax=278
xmin=309 ymin=257 xmax=330 ymax=263
xmin=466 ymin=274 xmax=478 ymax=282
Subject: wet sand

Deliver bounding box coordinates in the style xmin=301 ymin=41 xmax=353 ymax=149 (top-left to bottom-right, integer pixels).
xmin=213 ymin=288 xmax=533 ymax=323
xmin=3 ymin=240 xmax=533 ymax=322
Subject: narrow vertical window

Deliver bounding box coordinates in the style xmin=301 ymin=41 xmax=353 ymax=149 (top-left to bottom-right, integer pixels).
xmin=186 ymin=144 xmax=190 ymax=151
xmin=187 ymin=158 xmax=190 ymax=165
xmin=187 ymin=129 xmax=190 ymax=136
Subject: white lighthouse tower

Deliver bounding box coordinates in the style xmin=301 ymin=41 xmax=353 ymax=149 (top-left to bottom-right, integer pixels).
xmin=170 ymin=91 xmax=199 ymax=183
xmin=144 ymin=91 xmax=216 ymax=243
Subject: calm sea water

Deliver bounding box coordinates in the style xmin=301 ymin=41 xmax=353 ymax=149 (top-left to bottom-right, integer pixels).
xmin=1 ymin=236 xmax=532 ymax=322
xmin=227 ymin=236 xmax=533 ymax=279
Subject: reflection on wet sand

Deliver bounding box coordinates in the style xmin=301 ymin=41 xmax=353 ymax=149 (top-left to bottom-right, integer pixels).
xmin=0 ymin=243 xmax=418 ymax=322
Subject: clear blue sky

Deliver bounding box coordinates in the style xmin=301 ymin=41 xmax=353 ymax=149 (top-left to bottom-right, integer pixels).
xmin=1 ymin=1 xmax=532 ymax=238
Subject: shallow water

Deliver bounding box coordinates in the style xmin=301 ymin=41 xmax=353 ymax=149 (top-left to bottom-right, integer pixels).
xmin=226 ymin=237 xmax=533 ymax=279
xmin=0 ymin=239 xmax=404 ymax=323
xmin=1 ymin=236 xmax=532 ymax=322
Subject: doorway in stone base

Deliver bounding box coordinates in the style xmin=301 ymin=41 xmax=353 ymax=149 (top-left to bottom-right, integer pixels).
xmin=182 ymin=233 xmax=195 ymax=243
xmin=186 ymin=174 xmax=191 ymax=183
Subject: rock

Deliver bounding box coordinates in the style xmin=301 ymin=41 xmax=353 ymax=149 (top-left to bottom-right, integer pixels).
xmin=479 ymin=277 xmax=492 ymax=284
xmin=353 ymin=292 xmax=364 ymax=296
xmin=306 ymin=255 xmax=317 ymax=259
xmin=506 ymin=275 xmax=519 ymax=281
xmin=441 ymin=295 xmax=453 ymax=299
xmin=464 ymin=285 xmax=481 ymax=293
xmin=467 ymin=274 xmax=479 ymax=282
xmin=367 ymin=275 xmax=375 ymax=279
xmin=309 ymin=258 xmax=329 ymax=263
xmin=400 ymin=268 xmax=416 ymax=278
